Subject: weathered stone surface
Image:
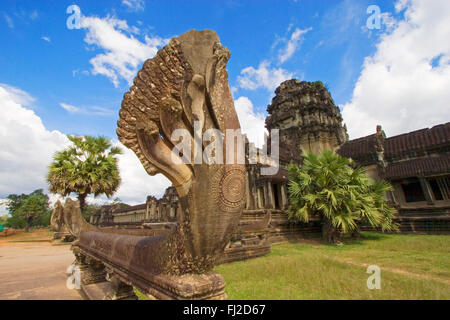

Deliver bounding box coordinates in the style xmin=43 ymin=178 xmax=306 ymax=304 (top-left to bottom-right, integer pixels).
xmin=266 ymin=80 xmax=348 ymax=163
xmin=219 ymin=210 xmax=272 ymax=264
xmin=63 ymin=29 xmax=245 ymax=300
xmin=116 ymin=29 xmax=246 ymax=274
xmin=50 ymin=201 xmax=72 ymax=241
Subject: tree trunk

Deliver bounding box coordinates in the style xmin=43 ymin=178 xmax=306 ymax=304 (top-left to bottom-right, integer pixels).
xmin=322 ymin=220 xmax=339 ymax=245
xmin=78 ymin=193 xmax=88 ymax=214
xmin=351 ymin=228 xmax=361 ymax=239
xmin=25 ymin=216 xmax=32 ymax=233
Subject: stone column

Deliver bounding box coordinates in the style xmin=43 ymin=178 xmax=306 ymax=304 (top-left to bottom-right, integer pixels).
xmin=281 ymin=183 xmax=288 ymax=209
xmin=72 ymin=246 xmax=106 ymax=286
xmin=245 ymin=172 xmax=251 ymax=210
xmin=252 ymin=185 xmax=257 ymax=210
xmin=104 ymin=269 xmax=137 ymax=300
xmin=395 ymin=183 xmax=407 ymax=205
xmin=263 ymin=183 xmax=269 ymax=209
xmin=267 ymin=182 xmax=275 ymax=209
xmin=162 ymin=202 xmax=168 ymax=221
xmin=437 ymin=178 xmax=449 ymax=200
xmin=145 ymin=203 xmax=150 ymax=221
xmin=256 ymin=188 xmax=261 ymax=209
xmin=170 ymin=203 xmax=176 ymax=220
xmin=419 ymin=177 xmax=434 ymax=205
xmin=150 ymin=200 xmax=157 ymax=221
xmin=157 ymin=204 xmax=162 ymax=221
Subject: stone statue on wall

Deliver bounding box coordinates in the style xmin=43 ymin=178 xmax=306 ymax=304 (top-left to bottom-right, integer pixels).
xmin=63 ymin=29 xmax=246 ymax=299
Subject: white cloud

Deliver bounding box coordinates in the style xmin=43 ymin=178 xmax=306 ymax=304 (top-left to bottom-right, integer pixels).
xmin=0 ymin=199 xmax=9 ymax=216
xmin=0 ymin=85 xmax=171 ymax=205
xmin=122 ymin=0 xmax=145 ymax=12
xmin=72 ymin=69 xmax=90 ymax=78
xmin=342 ymin=0 xmax=450 ymax=139
xmin=114 ymin=143 xmax=171 ymax=204
xmin=234 ymin=97 xmax=267 ymax=148
xmin=0 ymin=83 xmax=35 ymax=107
xmin=41 ymin=36 xmax=51 ymax=43
xmin=237 ymin=24 xmax=310 ymax=92
xmin=321 ymin=0 xmax=364 ymax=45
xmin=237 ymin=60 xmax=294 ymax=92
xmin=278 ymin=27 xmax=312 ymax=64
xmin=0 ymin=86 xmax=70 ymax=197
xmin=30 ymin=10 xmax=38 ymax=20
xmin=3 ymin=13 xmax=13 ymax=29
xmin=380 ymin=13 xmax=398 ymax=32
xmin=59 ymin=103 xmax=80 ymax=113
xmin=59 ymin=103 xmax=115 ymax=116
xmin=79 ymin=15 xmax=168 ymax=87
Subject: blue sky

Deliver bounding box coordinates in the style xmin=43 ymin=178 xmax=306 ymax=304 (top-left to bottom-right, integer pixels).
xmin=1 ymin=0 xmax=397 ymax=139
xmin=1 ymin=0 xmax=449 ymax=210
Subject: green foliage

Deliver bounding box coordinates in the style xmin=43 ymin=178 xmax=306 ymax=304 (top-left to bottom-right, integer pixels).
xmin=5 ymin=215 xmax=26 ymax=228
xmin=83 ymin=203 xmax=102 ymax=221
xmin=6 ymin=193 xmax=28 ymax=214
xmin=288 ymin=151 xmax=398 ymax=242
xmin=311 ymin=81 xmax=324 ymax=88
xmin=0 ymin=215 xmax=8 ymax=225
xmin=38 ymin=212 xmax=51 ymax=227
xmin=5 ymin=189 xmax=50 ymax=230
xmin=47 ymin=135 xmax=122 ymax=211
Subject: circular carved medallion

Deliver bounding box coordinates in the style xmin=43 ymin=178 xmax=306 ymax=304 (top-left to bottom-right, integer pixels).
xmin=220 ymin=168 xmax=245 ymax=208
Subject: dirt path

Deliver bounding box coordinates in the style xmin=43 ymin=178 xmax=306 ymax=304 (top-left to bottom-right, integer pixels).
xmin=0 ymin=242 xmax=82 ymax=300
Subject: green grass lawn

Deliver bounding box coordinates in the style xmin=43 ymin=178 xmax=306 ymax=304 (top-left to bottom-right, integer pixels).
xmin=214 ymin=232 xmax=450 ymax=300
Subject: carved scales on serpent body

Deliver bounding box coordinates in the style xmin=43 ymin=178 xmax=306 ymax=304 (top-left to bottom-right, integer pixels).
xmin=65 ymin=30 xmax=246 ymax=300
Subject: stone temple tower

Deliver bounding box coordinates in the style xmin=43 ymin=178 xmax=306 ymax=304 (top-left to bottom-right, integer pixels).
xmin=266 ymin=79 xmax=348 ymax=164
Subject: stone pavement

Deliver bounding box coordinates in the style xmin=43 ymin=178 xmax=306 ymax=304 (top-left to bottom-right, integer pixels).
xmin=0 ymin=242 xmax=82 ymax=300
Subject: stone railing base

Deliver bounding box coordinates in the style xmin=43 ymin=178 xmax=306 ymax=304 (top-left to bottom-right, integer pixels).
xmin=73 ymin=243 xmax=227 ymax=300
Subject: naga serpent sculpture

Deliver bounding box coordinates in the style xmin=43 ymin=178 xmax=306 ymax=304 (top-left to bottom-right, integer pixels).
xmin=63 ymin=30 xmax=246 ymax=300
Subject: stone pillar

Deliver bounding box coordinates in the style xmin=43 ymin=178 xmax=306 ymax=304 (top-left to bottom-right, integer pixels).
xmin=387 ymin=190 xmax=397 ymax=204
xmin=145 ymin=203 xmax=150 ymax=221
xmin=170 ymin=203 xmax=176 ymax=220
xmin=161 ymin=202 xmax=168 ymax=221
xmin=104 ymin=269 xmax=137 ymax=300
xmin=419 ymin=177 xmax=434 ymax=205
xmin=395 ymin=183 xmax=407 ymax=205
xmin=252 ymin=185 xmax=258 ymax=210
xmin=267 ymin=182 xmax=275 ymax=209
xmin=150 ymin=200 xmax=157 ymax=221
xmin=72 ymin=246 xmax=106 ymax=286
xmin=263 ymin=183 xmax=269 ymax=209
xmin=281 ymin=183 xmax=288 ymax=209
xmin=245 ymin=172 xmax=251 ymax=210
xmin=157 ymin=204 xmax=162 ymax=221
xmin=256 ymin=188 xmax=261 ymax=209
xmin=437 ymin=178 xmax=449 ymax=200
xmin=165 ymin=203 xmax=170 ymax=221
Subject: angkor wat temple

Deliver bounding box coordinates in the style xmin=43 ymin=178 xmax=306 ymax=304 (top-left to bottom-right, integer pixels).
xmin=91 ymin=79 xmax=449 ymax=262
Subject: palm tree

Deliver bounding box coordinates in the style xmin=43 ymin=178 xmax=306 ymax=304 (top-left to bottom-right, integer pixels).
xmin=287 ymin=150 xmax=398 ymax=244
xmin=47 ymin=135 xmax=122 ymax=212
